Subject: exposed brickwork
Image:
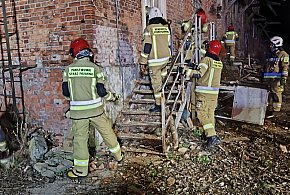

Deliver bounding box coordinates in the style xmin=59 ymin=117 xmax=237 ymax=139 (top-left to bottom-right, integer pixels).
xmin=12 ymin=0 xmax=219 ymax=134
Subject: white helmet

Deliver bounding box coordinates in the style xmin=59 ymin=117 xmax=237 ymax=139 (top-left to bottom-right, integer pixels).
xmin=270 ymin=36 xmax=283 ymax=47
xmin=148 ymin=7 xmax=163 ymax=21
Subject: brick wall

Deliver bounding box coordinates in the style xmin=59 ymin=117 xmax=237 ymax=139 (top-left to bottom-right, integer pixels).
xmin=14 ymin=0 xmax=215 ymax=134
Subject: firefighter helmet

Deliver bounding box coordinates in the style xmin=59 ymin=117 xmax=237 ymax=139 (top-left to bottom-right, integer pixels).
xmin=196 ymin=9 xmax=207 ymax=25
xmin=69 ymin=38 xmax=90 ymax=57
xmin=228 ymin=25 xmax=235 ymax=31
xmin=270 ymin=36 xmax=283 ymax=47
xmin=148 ymin=7 xmax=163 ymax=21
xmin=208 ymin=40 xmax=222 ymax=56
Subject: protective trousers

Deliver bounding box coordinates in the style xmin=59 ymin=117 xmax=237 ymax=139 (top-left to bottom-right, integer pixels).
xmin=63 ymin=125 xmax=97 ymax=153
xmin=268 ymin=80 xmax=284 ymax=112
xmin=195 ymin=93 xmax=218 ymax=137
xmin=226 ymin=44 xmax=236 ymax=62
xmin=71 ymin=113 xmax=122 ymax=176
xmin=149 ymin=63 xmax=167 ymax=105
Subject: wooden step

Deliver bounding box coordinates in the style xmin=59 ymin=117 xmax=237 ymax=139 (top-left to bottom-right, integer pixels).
xmin=129 ymin=99 xmax=181 ymax=104
xmin=136 ymin=79 xmax=177 ymax=86
xmin=117 ymin=132 xmax=161 ymax=141
xmin=121 ymin=110 xmax=161 ymax=116
xmin=133 ymin=89 xmax=179 ymax=94
xmin=116 ymin=121 xmax=161 ymax=127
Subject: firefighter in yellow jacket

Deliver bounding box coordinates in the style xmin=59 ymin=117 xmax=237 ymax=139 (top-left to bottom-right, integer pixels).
xmin=222 ymin=25 xmax=239 ymax=62
xmin=265 ymin=36 xmax=289 ymax=118
xmin=139 ymin=7 xmax=171 ymax=112
xmin=62 ymin=38 xmax=123 ymax=179
xmin=186 ymin=40 xmax=223 ymax=148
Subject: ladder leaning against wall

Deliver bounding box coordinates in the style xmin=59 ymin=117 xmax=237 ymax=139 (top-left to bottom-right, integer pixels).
xmin=0 ymin=0 xmax=33 ymax=126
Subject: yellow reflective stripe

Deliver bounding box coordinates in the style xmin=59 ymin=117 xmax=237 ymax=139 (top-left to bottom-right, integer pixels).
xmin=186 ymin=69 xmax=192 ymax=77
xmin=63 ymin=71 xmax=67 ymax=77
xmin=92 ymin=78 xmax=96 ymax=99
xmin=161 ymin=69 xmax=167 ymax=77
xmin=226 ymin=31 xmax=236 ymax=35
xmin=96 ymin=72 xmax=104 ymax=80
xmin=208 ymin=68 xmax=214 ymax=87
xmin=70 ymin=98 xmax=102 ymax=106
xmin=106 ymin=92 xmax=113 ymax=101
xmin=148 ymin=57 xmax=169 ymax=67
xmin=0 ymin=141 xmax=6 ymax=147
xmin=144 ymin=32 xmax=150 ymax=36
xmin=225 ymin=40 xmax=235 ymax=43
xmin=203 ymin=123 xmax=214 ymax=130
xmin=74 ymin=159 xmax=89 ymax=167
xmin=70 ymin=102 xmax=103 ymax=111
xmin=153 ymin=35 xmax=157 ymax=59
xmin=282 ymin=71 xmax=288 ymax=76
xmin=195 ymin=90 xmax=219 ymax=94
xmin=273 ymin=103 xmax=281 ymax=107
xmin=154 ymin=92 xmax=161 ymax=98
xmin=196 ymin=86 xmax=219 ymax=94
xmin=68 ymin=78 xmax=73 ymax=100
xmin=109 ymin=143 xmax=120 ymax=154
xmin=141 ymin=53 xmax=149 ymax=58
xmin=283 ymin=57 xmax=289 ymax=63
xmin=199 ymin=63 xmax=208 ymax=70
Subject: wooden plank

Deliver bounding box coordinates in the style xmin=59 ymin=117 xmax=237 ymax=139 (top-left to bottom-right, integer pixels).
xmin=121 ymin=110 xmax=161 ymax=116
xmin=117 ymin=132 xmax=161 ymax=140
xmin=129 ymin=99 xmax=181 ymax=104
xmin=116 ymin=121 xmax=161 ymax=127
xmin=122 ymin=146 xmax=165 ymax=156
xmin=133 ymin=89 xmax=179 ymax=94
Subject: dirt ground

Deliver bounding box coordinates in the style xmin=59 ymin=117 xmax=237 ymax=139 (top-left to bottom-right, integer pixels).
xmin=0 ymin=65 xmax=290 ymax=194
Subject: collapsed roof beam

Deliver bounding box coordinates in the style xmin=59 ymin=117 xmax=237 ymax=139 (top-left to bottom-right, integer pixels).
xmin=265 ymin=0 xmax=281 ymax=16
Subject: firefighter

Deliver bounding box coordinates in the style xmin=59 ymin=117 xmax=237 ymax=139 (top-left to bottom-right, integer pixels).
xmin=180 ymin=8 xmax=208 ymax=64
xmin=0 ymin=127 xmax=8 ymax=158
xmin=186 ymin=40 xmax=223 ymax=148
xmin=266 ymin=36 xmax=289 ymax=118
xmin=62 ymin=38 xmax=123 ymax=179
xmin=222 ymin=24 xmax=239 ymax=63
xmin=139 ymin=7 xmax=171 ymax=112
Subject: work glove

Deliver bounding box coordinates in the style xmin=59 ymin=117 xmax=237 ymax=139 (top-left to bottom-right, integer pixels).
xmin=281 ymin=78 xmax=287 ymax=86
xmin=140 ymin=64 xmax=148 ymax=77
xmin=188 ymin=61 xmax=199 ymax=70
xmin=112 ymin=93 xmax=121 ymax=103
xmin=187 ymin=62 xmax=201 ymax=78
xmin=191 ymin=70 xmax=201 ymax=78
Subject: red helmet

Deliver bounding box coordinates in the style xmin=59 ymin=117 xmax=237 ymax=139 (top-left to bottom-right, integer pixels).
xmin=228 ymin=25 xmax=234 ymax=31
xmin=196 ymin=9 xmax=207 ymax=25
xmin=69 ymin=38 xmax=90 ymax=57
xmin=208 ymin=40 xmax=222 ymax=56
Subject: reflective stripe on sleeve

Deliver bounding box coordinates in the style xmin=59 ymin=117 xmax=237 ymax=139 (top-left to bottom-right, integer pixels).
xmin=106 ymin=92 xmax=114 ymax=101
xmin=141 ymin=53 xmax=149 ymax=58
xmin=198 ymin=63 xmax=208 ymax=70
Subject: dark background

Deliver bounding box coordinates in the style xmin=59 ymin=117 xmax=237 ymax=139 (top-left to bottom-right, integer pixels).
xmin=259 ymin=0 xmax=290 ymax=48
